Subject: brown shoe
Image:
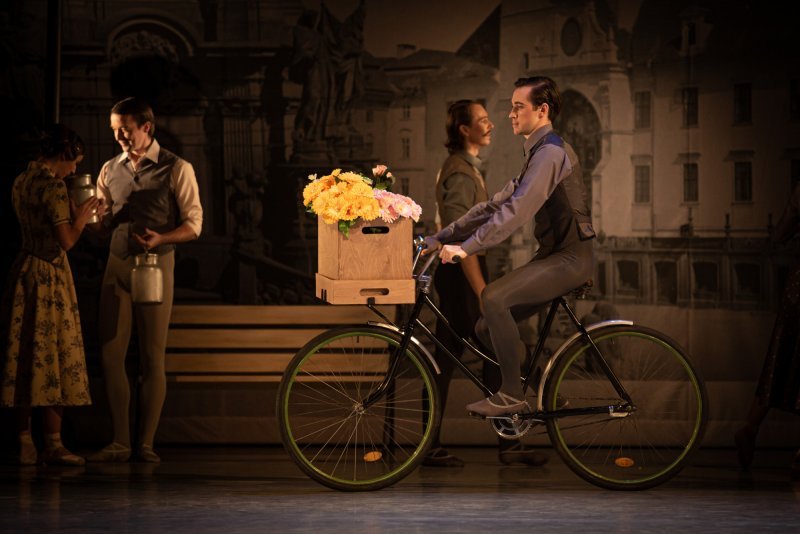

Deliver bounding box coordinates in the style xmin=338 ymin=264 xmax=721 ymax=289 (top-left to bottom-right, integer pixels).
xmin=422 ymin=447 xmax=465 ymax=468
xmin=136 ymin=445 xmax=161 ymax=463
xmin=87 ymin=442 xmax=131 ymax=463
xmin=42 ymin=446 xmax=85 ymax=466
xmin=499 ymin=442 xmax=549 ymax=466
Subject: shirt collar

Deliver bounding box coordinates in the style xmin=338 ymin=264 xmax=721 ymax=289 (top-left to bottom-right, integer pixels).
xmin=454 ymin=150 xmax=483 ymax=170
xmin=523 ymin=124 xmax=553 ymax=156
xmin=117 ymin=138 xmax=160 ymax=165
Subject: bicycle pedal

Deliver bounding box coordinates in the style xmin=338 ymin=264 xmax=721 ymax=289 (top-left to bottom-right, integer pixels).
xmin=485 ymin=415 xmax=515 ymax=422
xmin=468 ymin=412 xmax=520 ymax=422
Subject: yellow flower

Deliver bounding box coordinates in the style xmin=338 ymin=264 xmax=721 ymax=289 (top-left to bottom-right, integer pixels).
xmin=302 ymin=175 xmax=337 ymax=206
xmin=338 ymin=171 xmax=372 ymax=185
xmin=303 ymin=168 xmax=389 ymax=233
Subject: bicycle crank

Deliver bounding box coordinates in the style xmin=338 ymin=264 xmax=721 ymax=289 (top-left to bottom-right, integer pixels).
xmin=488 ymin=410 xmax=540 ymax=440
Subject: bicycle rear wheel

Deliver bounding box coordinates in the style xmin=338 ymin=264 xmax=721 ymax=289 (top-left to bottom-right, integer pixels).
xmin=545 ymin=325 xmax=707 ymax=490
xmin=277 ymin=325 xmax=439 ymax=491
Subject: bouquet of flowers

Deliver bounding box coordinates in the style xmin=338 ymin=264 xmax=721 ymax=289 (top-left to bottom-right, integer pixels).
xmin=303 ymin=164 xmax=421 ymax=237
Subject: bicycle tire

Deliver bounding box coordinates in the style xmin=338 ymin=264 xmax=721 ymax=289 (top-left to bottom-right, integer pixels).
xmin=544 ymin=324 xmax=707 ymax=490
xmin=277 ymin=325 xmax=440 ymax=491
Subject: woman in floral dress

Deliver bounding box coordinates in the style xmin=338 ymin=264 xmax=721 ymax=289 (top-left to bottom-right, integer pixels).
xmin=0 ymin=124 xmax=103 ymax=465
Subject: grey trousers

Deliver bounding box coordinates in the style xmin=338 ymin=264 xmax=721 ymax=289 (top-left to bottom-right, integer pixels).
xmin=475 ymin=239 xmax=594 ymax=399
xmin=98 ymin=250 xmax=174 ymax=448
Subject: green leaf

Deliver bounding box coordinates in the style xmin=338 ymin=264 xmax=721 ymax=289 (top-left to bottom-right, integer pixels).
xmin=338 ymin=220 xmax=351 ymax=238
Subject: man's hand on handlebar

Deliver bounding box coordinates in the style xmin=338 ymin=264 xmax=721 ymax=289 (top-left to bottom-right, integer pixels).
xmin=440 ymin=244 xmax=467 ymax=264
xmin=419 ymin=236 xmax=467 ymax=263
xmin=421 ymin=236 xmax=441 ymax=255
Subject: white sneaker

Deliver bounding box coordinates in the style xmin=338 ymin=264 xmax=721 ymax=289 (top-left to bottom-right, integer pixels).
xmin=465 ymin=392 xmax=528 ymax=417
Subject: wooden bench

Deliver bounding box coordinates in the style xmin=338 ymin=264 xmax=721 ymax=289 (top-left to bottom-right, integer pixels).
xmin=165 ymin=304 xmax=397 ymax=383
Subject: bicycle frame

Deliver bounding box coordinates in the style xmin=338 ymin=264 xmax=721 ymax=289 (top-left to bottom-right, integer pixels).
xmin=279 ymin=237 xmax=706 ymax=492
xmin=361 ymin=242 xmax=637 ymax=421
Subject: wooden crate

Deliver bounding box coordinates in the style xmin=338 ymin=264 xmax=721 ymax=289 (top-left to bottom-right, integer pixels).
xmin=317 ymin=217 xmax=411 ymax=280
xmin=315 ymin=274 xmax=415 ymax=305
xmin=316 ymin=217 xmax=414 ymax=304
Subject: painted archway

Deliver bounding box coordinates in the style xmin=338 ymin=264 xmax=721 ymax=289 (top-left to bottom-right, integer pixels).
xmin=107 ymin=19 xmax=202 ymax=116
xmin=553 ymin=89 xmax=601 ymax=207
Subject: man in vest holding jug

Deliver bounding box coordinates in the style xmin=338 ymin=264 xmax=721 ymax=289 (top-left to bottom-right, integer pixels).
xmin=89 ymin=97 xmax=203 ymax=463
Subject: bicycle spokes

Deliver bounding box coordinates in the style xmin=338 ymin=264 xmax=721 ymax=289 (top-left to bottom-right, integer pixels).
xmin=278 ymin=327 xmax=439 ymax=491
xmin=545 ymin=325 xmax=706 ymax=490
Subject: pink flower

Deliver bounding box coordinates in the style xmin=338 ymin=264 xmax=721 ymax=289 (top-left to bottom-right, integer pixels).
xmin=373 ymin=190 xmax=421 ymax=224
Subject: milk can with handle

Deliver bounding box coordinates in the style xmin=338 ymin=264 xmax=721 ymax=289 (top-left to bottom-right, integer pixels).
xmin=131 ymin=253 xmax=163 ymax=304
xmin=68 ymin=174 xmax=99 ymax=224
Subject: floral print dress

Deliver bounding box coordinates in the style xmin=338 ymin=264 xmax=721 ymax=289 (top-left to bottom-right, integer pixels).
xmin=0 ymin=161 xmax=91 ymax=407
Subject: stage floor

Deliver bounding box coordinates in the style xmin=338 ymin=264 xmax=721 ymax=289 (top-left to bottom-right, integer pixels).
xmin=1 ymin=446 xmax=797 ymax=532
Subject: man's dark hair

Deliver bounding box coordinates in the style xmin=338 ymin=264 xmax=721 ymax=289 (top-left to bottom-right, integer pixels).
xmin=38 ymin=123 xmax=85 ymax=161
xmin=514 ymin=76 xmax=561 ymax=121
xmin=111 ymin=97 xmax=156 ymax=136
xmin=444 ymin=99 xmax=479 ymax=154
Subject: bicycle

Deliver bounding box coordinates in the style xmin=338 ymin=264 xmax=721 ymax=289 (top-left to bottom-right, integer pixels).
xmin=277 ymin=238 xmax=708 ymax=491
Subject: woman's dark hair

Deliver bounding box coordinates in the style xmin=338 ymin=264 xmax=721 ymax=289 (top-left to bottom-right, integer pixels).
xmin=444 ymin=99 xmax=479 ymax=154
xmin=38 ymin=123 xmax=85 ymax=161
xmin=513 ymin=76 xmax=562 ymax=121
xmin=111 ymin=96 xmax=156 ymax=136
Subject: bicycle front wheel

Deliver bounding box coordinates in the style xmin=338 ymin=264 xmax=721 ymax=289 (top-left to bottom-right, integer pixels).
xmin=277 ymin=325 xmax=439 ymax=491
xmin=545 ymin=325 xmax=707 ymax=490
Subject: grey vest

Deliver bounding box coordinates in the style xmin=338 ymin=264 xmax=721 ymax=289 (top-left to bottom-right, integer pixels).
xmin=530 ymin=132 xmax=595 ymax=257
xmin=105 ymin=147 xmax=180 ymax=258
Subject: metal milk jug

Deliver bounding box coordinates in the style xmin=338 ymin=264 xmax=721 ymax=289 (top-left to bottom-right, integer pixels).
xmin=68 ymin=174 xmax=99 ymax=224
xmin=131 ymin=253 xmax=163 ymax=304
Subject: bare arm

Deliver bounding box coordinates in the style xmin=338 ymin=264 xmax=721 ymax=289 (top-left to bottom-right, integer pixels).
xmin=88 ymin=162 xmax=113 ymax=236
xmin=54 ymin=197 xmax=102 ymax=251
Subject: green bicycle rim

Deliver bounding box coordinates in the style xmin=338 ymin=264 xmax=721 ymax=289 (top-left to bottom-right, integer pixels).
xmin=280 ymin=329 xmax=437 ymax=488
xmin=550 ymin=329 xmax=705 ymax=486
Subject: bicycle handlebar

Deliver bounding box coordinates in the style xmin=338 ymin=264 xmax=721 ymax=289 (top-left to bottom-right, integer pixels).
xmin=416 ymin=247 xmax=439 ymax=277
xmin=412 ymin=235 xmax=462 ymax=277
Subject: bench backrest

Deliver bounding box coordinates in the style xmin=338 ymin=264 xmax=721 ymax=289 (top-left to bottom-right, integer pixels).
xmin=166 ymin=305 xmax=396 ymax=382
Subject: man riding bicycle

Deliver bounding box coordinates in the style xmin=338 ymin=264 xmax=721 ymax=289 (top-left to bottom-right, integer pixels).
xmin=425 ymin=76 xmax=596 ymax=417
